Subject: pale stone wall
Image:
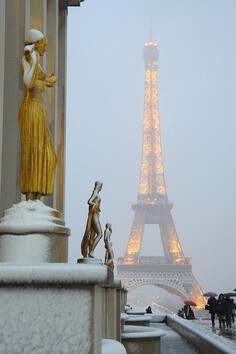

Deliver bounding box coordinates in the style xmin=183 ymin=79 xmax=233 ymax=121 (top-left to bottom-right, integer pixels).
xmin=0 ymin=0 xmax=25 ymax=218
xmin=0 ymin=0 xmax=68 ymax=218
xmin=0 ymin=1 xmax=6 ymax=189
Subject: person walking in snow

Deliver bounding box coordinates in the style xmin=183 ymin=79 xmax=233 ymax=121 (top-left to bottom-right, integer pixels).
xmin=231 ymin=299 xmax=235 ymax=324
xmin=216 ymin=293 xmax=226 ymax=329
xmin=225 ymin=296 xmax=233 ymax=328
xmin=207 ymin=296 xmax=217 ymax=327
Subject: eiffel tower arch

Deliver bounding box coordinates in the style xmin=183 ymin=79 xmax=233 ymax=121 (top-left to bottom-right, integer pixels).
xmin=117 ymin=36 xmax=206 ymax=308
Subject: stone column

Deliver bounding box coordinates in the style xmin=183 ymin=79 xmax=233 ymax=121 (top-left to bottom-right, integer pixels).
xmin=121 ymin=286 xmax=128 ymax=312
xmin=115 ymin=280 xmax=122 ymax=341
xmin=54 ymin=4 xmax=67 ymax=216
xmin=0 ymin=1 xmax=5 ymax=191
xmin=103 ymin=284 xmax=117 ymax=340
xmin=0 ymin=0 xmax=26 ymax=219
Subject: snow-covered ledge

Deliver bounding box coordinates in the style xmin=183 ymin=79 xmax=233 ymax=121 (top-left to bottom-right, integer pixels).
xmin=0 ymin=201 xmax=70 ymax=263
xmin=166 ymin=314 xmax=236 ymax=354
xmin=0 ymin=263 xmax=113 ymax=354
xmin=122 ymin=325 xmax=165 ymax=354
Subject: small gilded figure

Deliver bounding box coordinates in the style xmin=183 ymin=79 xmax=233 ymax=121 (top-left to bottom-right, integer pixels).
xmin=104 ymin=223 xmax=114 ymax=270
xmin=81 ymin=181 xmax=103 ymax=258
xmin=19 ymin=29 xmax=57 ymax=201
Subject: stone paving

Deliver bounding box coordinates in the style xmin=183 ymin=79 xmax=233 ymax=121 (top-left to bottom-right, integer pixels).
xmin=152 ymin=323 xmax=197 ymax=353
xmin=195 ymin=318 xmax=236 ymax=344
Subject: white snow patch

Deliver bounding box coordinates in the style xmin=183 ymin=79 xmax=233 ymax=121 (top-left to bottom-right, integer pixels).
xmin=126 ymin=309 xmax=146 ymax=315
xmin=122 ymin=325 xmax=165 ymax=339
xmin=126 ymin=315 xmax=152 ymax=322
xmin=121 ymin=313 xmax=130 ymax=320
xmin=0 ymin=263 xmax=109 ymax=284
xmin=102 ymin=339 xmax=126 ymax=354
xmin=0 ymin=201 xmax=68 ymax=233
xmin=148 ymin=314 xmax=166 ymax=323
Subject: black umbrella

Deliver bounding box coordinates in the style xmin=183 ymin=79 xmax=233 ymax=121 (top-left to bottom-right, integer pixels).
xmin=234 ymin=289 xmax=236 ymax=292
xmin=224 ymin=292 xmax=236 ymax=297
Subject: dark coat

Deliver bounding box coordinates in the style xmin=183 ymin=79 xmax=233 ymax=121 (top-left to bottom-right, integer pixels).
xmin=207 ymin=297 xmax=217 ymax=314
xmin=216 ymin=297 xmax=227 ymax=316
xmin=225 ymin=297 xmax=234 ymax=315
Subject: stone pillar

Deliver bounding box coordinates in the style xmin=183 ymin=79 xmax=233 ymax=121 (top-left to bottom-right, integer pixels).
xmin=121 ymin=286 xmax=128 ymax=312
xmin=115 ymin=280 xmax=122 ymax=341
xmin=0 ymin=0 xmax=25 ymax=219
xmin=0 ymin=1 xmax=5 ymax=190
xmin=104 ymin=286 xmax=117 ymax=339
xmin=54 ymin=4 xmax=67 ymax=216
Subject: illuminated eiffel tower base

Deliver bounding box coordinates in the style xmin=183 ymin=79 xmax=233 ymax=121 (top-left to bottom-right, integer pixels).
xmin=117 ymin=37 xmax=206 ymax=308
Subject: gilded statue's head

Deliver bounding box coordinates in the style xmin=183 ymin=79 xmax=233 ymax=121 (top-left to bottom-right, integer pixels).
xmin=24 ymin=29 xmax=48 ymax=56
xmin=95 ymin=181 xmax=103 ymax=192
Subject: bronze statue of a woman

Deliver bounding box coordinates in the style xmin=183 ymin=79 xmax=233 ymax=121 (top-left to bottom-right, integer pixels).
xmin=19 ymin=29 xmax=57 ymax=201
xmin=81 ymin=181 xmax=103 ymax=258
xmin=104 ymin=223 xmax=114 ymax=270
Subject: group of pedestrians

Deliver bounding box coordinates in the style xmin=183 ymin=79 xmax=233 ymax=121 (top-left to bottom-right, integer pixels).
xmin=177 ymin=305 xmax=195 ymax=320
xmin=205 ymin=293 xmax=235 ymax=328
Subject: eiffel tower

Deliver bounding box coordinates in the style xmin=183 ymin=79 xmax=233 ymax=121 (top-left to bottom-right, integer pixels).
xmin=117 ymin=37 xmax=206 ymax=308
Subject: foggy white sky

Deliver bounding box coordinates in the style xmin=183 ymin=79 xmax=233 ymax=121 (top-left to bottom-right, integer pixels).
xmin=65 ymin=0 xmax=236 ymax=295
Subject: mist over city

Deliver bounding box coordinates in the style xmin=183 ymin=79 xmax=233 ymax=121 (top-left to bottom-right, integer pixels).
xmin=66 ymin=0 xmax=236 ymax=305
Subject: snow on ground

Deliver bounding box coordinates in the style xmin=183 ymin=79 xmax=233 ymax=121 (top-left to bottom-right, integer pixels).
xmin=195 ymin=317 xmax=236 ymax=345
xmin=169 ymin=315 xmax=236 ymax=353
xmin=152 ymin=323 xmax=197 ymax=353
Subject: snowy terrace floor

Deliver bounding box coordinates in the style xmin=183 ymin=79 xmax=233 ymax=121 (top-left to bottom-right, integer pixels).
xmin=152 ymin=323 xmax=197 ymax=353
xmin=195 ymin=317 xmax=236 ymax=344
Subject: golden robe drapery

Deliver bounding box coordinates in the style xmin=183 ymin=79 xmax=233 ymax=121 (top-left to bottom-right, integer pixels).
xmin=19 ymin=66 xmax=56 ymax=195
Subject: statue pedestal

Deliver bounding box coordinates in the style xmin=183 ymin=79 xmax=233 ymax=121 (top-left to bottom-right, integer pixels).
xmin=0 ymin=201 xmax=70 ymax=263
xmin=77 ymin=257 xmax=103 ymax=265
xmin=0 ymin=263 xmax=111 ymax=354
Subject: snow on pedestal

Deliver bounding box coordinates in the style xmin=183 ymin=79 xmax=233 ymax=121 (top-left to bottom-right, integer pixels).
xmin=0 ymin=201 xmax=70 ymax=262
xmin=102 ymin=339 xmax=126 ymax=354
xmin=0 ymin=263 xmax=112 ymax=354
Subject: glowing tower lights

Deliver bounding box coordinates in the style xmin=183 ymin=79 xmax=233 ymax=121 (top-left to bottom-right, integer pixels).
xmin=117 ymin=38 xmax=206 ymax=308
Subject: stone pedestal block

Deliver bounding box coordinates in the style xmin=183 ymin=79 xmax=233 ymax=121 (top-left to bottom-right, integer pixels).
xmin=0 ymin=201 xmax=70 ymax=262
xmin=103 ymin=285 xmax=117 ymax=340
xmin=0 ymin=263 xmax=111 ymax=354
xmin=122 ymin=325 xmax=165 ymax=354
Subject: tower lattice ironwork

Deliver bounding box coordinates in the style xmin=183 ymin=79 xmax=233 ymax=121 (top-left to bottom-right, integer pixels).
xmin=117 ymin=38 xmax=206 ymax=308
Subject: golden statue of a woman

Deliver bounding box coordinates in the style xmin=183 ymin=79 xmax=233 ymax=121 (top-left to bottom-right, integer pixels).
xmin=19 ymin=29 xmax=57 ymax=201
xmin=81 ymin=181 xmax=103 ymax=258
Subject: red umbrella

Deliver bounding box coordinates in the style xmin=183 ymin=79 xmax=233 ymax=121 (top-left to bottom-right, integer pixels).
xmin=184 ymin=300 xmax=197 ymax=307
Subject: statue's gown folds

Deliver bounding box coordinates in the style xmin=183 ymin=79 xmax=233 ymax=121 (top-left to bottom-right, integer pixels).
xmin=19 ymin=66 xmax=56 ymax=195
